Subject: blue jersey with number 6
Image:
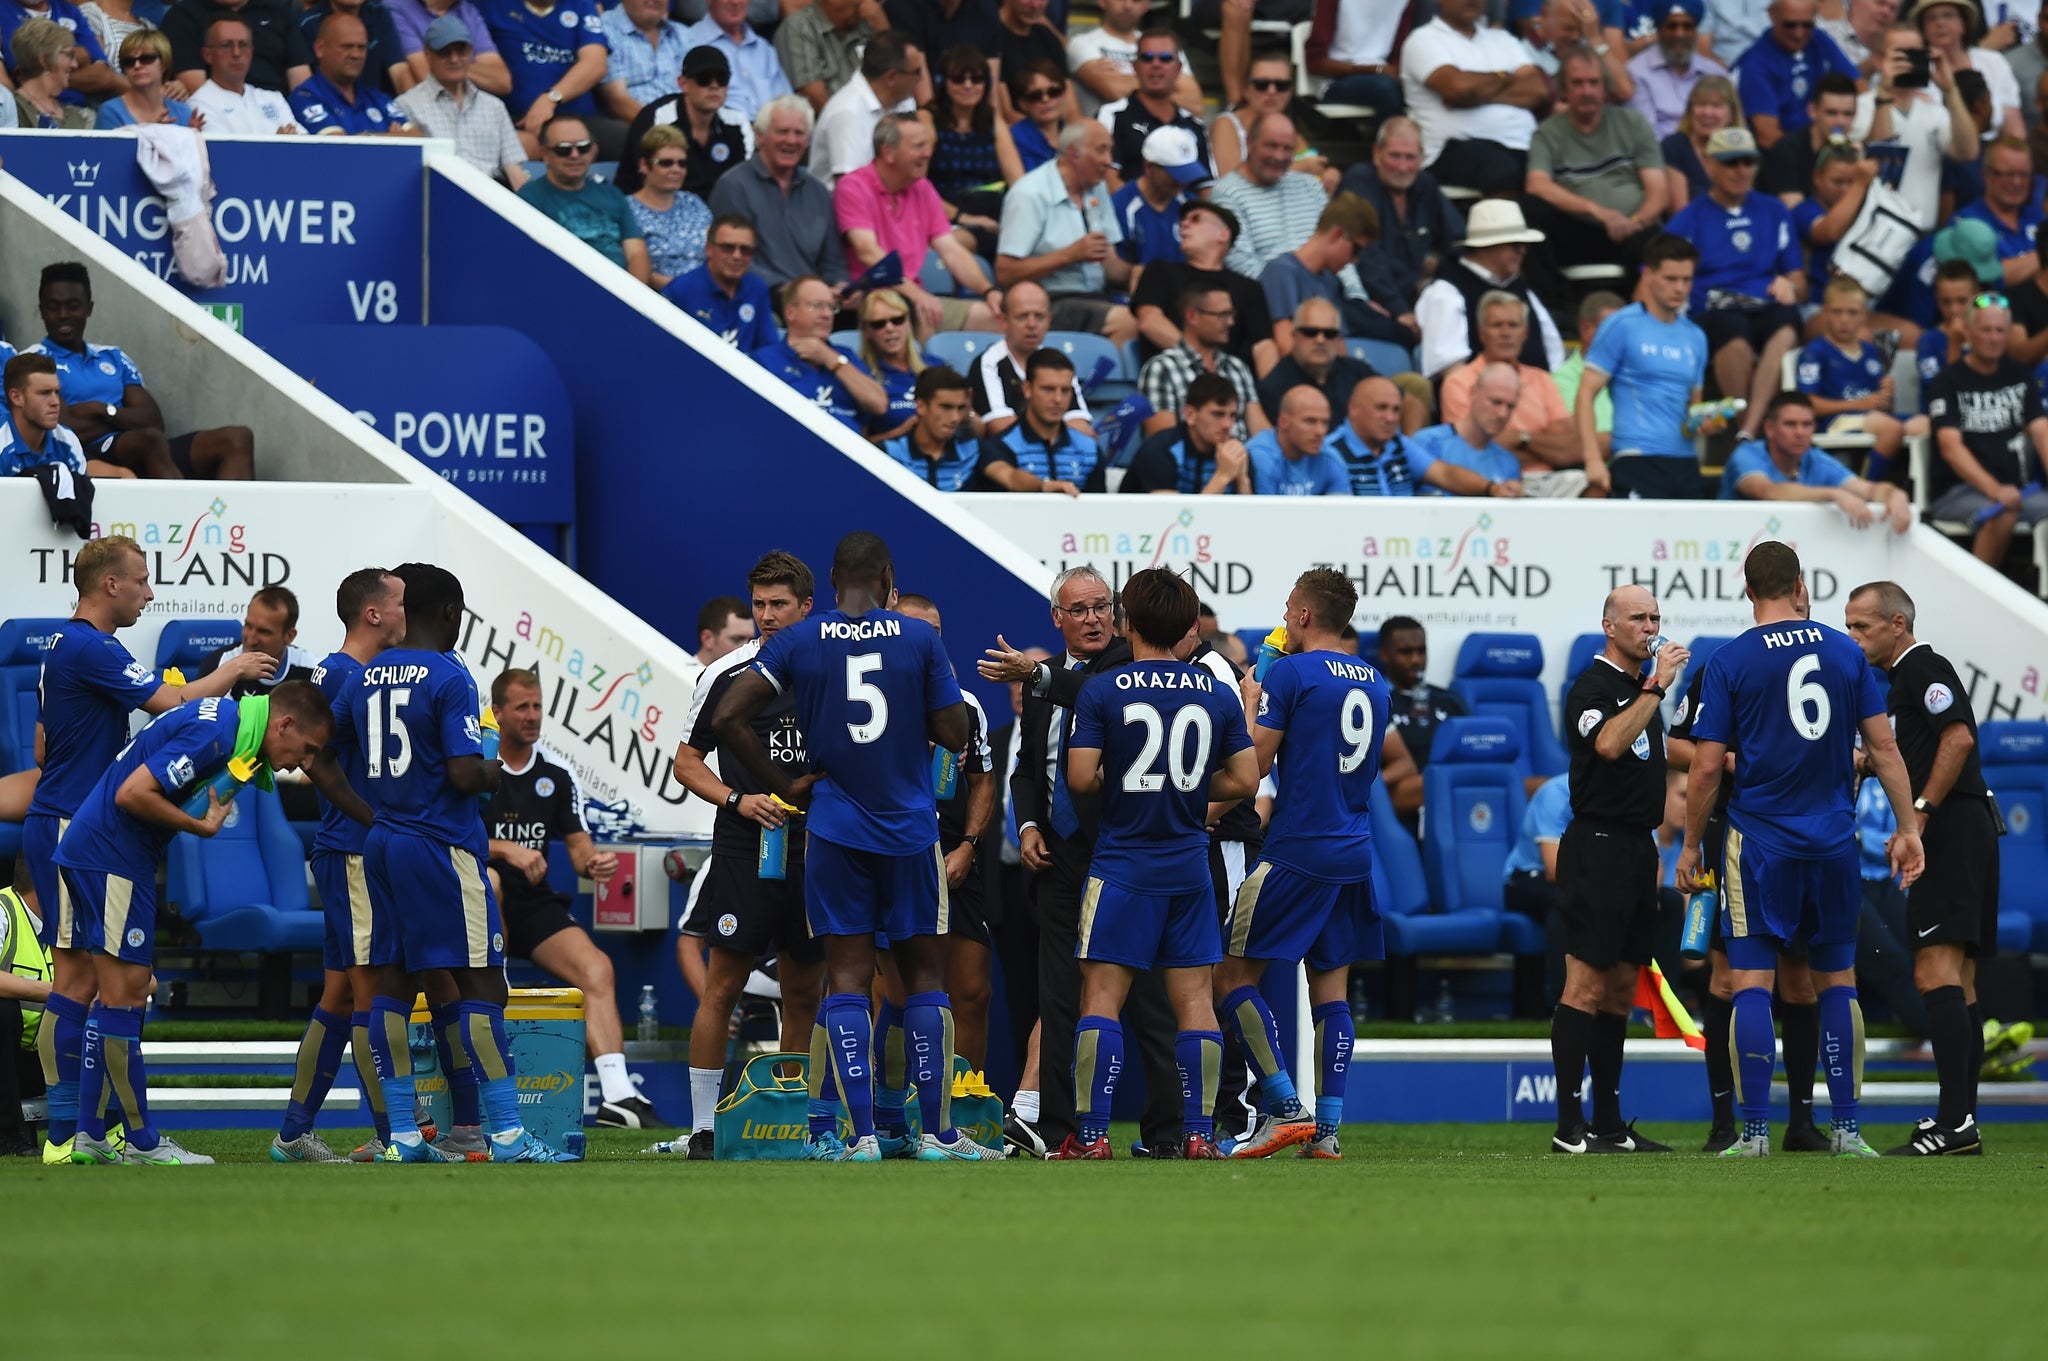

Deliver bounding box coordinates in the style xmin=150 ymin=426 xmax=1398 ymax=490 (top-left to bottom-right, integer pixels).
xmin=339 ymin=647 xmax=486 ymax=853
xmin=1071 ymin=660 xmax=1252 ymax=894
xmin=1691 ymin=620 xmax=1884 ymax=857
xmin=752 ymin=610 xmax=963 ymax=855
xmin=1257 ymin=650 xmax=1390 ymax=883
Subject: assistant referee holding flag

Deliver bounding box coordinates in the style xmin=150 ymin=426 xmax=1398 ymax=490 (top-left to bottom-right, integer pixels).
xmin=1844 ymin=581 xmax=1999 ymax=1156
xmin=1550 ymin=584 xmax=1686 ymax=1154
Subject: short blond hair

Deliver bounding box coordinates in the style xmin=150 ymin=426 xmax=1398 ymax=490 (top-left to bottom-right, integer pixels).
xmin=74 ymin=535 xmax=142 ymax=595
xmin=119 ymin=27 xmax=172 ymax=71
xmin=1822 ymin=276 xmax=1869 ymax=306
xmin=638 ymin=124 xmax=688 ymax=158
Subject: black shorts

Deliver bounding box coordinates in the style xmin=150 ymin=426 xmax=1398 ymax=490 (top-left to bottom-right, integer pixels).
xmin=681 ymin=854 xmax=823 ymax=963
xmin=1047 ymin=292 xmax=1119 ymax=334
xmin=1610 ymin=455 xmax=1712 ymax=500
xmin=501 ymin=890 xmax=579 ymax=961
xmin=947 ymin=858 xmax=992 ymax=948
xmin=1556 ymin=819 xmax=1659 ymax=969
xmin=1696 ymin=303 xmax=1799 ymax=355
xmin=1908 ymin=797 xmax=2001 ymax=957
xmin=87 ymin=430 xmax=198 ymax=476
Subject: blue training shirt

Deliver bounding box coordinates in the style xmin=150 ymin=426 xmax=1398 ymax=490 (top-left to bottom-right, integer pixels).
xmin=1247 ymin=428 xmax=1350 ymax=495
xmin=979 ymin=419 xmax=1100 ymax=485
xmin=1504 ymin=771 xmax=1571 ymax=878
xmin=54 ymin=697 xmax=239 ymax=884
xmin=881 ymin=432 xmax=982 ymax=491
xmin=752 ymin=609 xmax=963 ymax=855
xmin=1691 ymin=618 xmax=1885 ymax=857
xmin=1407 ymin=422 xmax=1520 ymax=487
xmin=309 ymin=650 xmax=372 ymax=855
xmin=1717 ymin=439 xmax=1854 ymax=499
xmin=1582 ymin=301 xmax=1707 ymax=459
xmin=1071 ymin=659 xmax=1252 ymax=894
xmin=752 ymin=340 xmax=865 ymax=432
xmin=481 ymin=0 xmax=607 ymax=117
xmin=29 ymin=338 xmax=141 ymax=408
xmin=28 ymin=621 xmax=161 ymax=820
xmin=1320 ymin=424 xmax=1434 ymax=494
xmin=1256 ymin=650 xmax=1389 ymax=884
xmin=339 ymin=647 xmax=487 ymax=853
xmin=663 ymin=267 xmax=776 ymax=350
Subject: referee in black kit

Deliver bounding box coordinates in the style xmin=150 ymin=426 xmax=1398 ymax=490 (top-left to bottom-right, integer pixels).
xmin=1551 ymin=584 xmax=1687 ymax=1155
xmin=1844 ymin=581 xmax=1998 ymax=1156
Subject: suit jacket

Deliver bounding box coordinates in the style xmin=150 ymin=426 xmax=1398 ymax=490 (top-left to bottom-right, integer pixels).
xmin=1009 ymin=637 xmax=1134 ymax=851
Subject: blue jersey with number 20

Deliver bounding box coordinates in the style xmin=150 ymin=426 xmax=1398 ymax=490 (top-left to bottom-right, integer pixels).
xmin=341 ymin=648 xmax=486 ymax=854
xmin=1071 ymin=660 xmax=1252 ymax=894
xmin=1691 ymin=620 xmax=1884 ymax=857
xmin=752 ymin=610 xmax=964 ymax=856
xmin=1258 ymin=650 xmax=1391 ymax=883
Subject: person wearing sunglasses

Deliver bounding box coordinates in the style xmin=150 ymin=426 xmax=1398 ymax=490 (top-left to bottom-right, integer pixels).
xmin=1625 ymin=0 xmax=1730 ymax=141
xmin=184 ymin=16 xmax=306 ymax=135
xmin=1004 ymin=57 xmax=1069 ymax=174
xmin=517 ymin=113 xmax=654 ymax=283
xmin=855 ymin=287 xmax=931 ymax=441
xmin=1097 ymin=27 xmax=1211 ymax=192
xmin=1212 ymin=53 xmax=1326 ymax=184
xmin=290 ymin=14 xmax=420 ymax=136
xmin=628 ymin=124 xmax=713 ymax=288
xmin=1254 ymin=297 xmax=1374 ymax=423
xmin=1733 ymin=0 xmax=1860 ymax=149
xmin=396 ymin=16 xmax=528 ymax=186
xmin=678 ymin=0 xmax=788 ymax=122
xmin=96 ymin=28 xmax=200 ymax=129
xmin=1924 ymin=291 xmax=2048 ymax=562
xmin=923 ymin=43 xmax=1018 ymax=248
xmin=1069 ymin=0 xmax=1202 ymax=117
xmin=992 ymin=0 xmax=1073 ymax=119
xmin=661 ymin=212 xmax=778 ymax=349
xmin=613 ymin=44 xmax=753 ymax=196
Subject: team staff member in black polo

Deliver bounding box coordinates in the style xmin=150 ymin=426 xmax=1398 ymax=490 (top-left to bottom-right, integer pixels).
xmin=1551 ymin=584 xmax=1687 ymax=1155
xmin=668 ymin=550 xmax=823 ymax=1159
xmin=481 ymin=668 xmax=658 ymax=1130
xmin=1843 ymin=580 xmax=1999 ymax=1157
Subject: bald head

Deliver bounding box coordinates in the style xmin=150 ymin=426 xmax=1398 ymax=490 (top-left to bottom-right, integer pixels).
xmin=1275 ymin=384 xmax=1332 ymax=457
xmin=1464 ymin=363 xmax=1520 ymax=443
xmin=1349 ymin=375 xmax=1403 ymax=446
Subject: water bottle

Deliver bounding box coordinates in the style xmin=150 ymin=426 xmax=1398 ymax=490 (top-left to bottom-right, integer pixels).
xmin=1681 ymin=397 xmax=1745 ymax=438
xmin=932 ymin=746 xmax=959 ymax=800
xmin=179 ymin=755 xmax=257 ymax=819
xmin=1973 ymin=480 xmax=2043 ymax=524
xmin=636 ymin=984 xmax=659 ymax=1043
xmin=479 ymin=705 xmax=500 ymax=761
xmin=1253 ymin=625 xmax=1288 ymax=681
xmin=1681 ymin=874 xmax=1717 ymax=961
xmin=758 ymin=797 xmax=800 ymax=880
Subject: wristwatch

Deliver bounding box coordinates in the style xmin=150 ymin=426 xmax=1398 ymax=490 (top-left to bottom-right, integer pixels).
xmin=1641 ymin=681 xmax=1667 ymax=700
xmin=961 ymin=834 xmax=981 ymax=850
xmin=1913 ymin=796 xmax=1937 ymax=813
xmin=723 ymin=789 xmax=742 ymax=812
xmin=104 ymin=403 xmax=117 ymax=419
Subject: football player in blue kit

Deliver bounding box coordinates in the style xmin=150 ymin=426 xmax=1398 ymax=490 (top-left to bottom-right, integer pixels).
xmin=344 ymin=562 xmax=576 ymax=1163
xmin=1217 ymin=568 xmax=1389 ymax=1162
xmin=1054 ymin=568 xmax=1260 ymax=1161
xmin=714 ymin=531 xmax=1000 ymax=1162
xmin=1677 ymin=542 xmax=1924 ymax=1158
xmin=57 ymin=682 xmax=335 ymax=1164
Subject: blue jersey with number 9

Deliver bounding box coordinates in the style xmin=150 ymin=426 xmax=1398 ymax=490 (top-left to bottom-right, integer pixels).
xmin=1257 ymin=650 xmax=1390 ymax=883
xmin=339 ymin=647 xmax=486 ymax=853
xmin=1691 ymin=620 xmax=1885 ymax=857
xmin=752 ymin=610 xmax=963 ymax=855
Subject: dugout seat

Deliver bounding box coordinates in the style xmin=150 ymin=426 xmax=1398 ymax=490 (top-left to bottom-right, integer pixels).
xmin=1565 ymin=631 xmax=1606 ymax=685
xmin=155 ymin=618 xmax=243 ymax=677
xmin=0 ymin=618 xmax=64 ymax=861
xmin=1450 ymin=633 xmax=1567 ymax=778
xmin=1978 ymin=721 xmax=2048 ymax=951
xmin=1413 ymin=718 xmax=1527 ymax=953
xmin=165 ymin=785 xmax=323 ymax=1015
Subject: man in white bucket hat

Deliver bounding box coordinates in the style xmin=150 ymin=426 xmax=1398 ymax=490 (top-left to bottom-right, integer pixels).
xmin=1415 ymin=197 xmax=1566 ymax=379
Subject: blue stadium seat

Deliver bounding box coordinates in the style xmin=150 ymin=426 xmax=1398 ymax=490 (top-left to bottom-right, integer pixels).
xmin=1047 ymin=331 xmax=1125 ymax=395
xmin=1684 ymin=635 xmax=1736 ymax=685
xmin=1367 ymin=780 xmax=1433 ymax=943
xmin=829 ymin=328 xmax=861 ymax=352
xmin=1356 ymin=629 xmax=1378 ymax=663
xmin=1565 ymin=631 xmax=1606 ymax=683
xmin=1411 ymin=718 xmax=1527 ymax=954
xmin=0 ymin=617 xmax=64 ymax=778
xmin=1235 ymin=626 xmax=1269 ymax=660
xmin=164 ymin=786 xmax=322 ymax=956
xmin=1979 ymin=721 xmax=2048 ymax=951
xmin=924 ymin=331 xmax=998 ymax=375
xmin=1450 ymin=632 xmax=1568 ymax=778
xmin=918 ymin=252 xmax=956 ymax=297
xmin=155 ymin=619 xmax=243 ymax=677
xmin=1347 ymin=338 xmax=1415 ymax=376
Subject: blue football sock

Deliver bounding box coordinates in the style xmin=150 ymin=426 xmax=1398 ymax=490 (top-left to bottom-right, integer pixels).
xmin=455 ymin=1000 xmax=522 ymax=1138
xmin=807 ymin=1022 xmax=841 ymax=1136
xmin=91 ymin=1004 xmax=154 ymax=1151
xmin=1222 ymin=985 xmax=1299 ymax=1118
xmin=434 ymin=1003 xmax=482 ymax=1127
xmin=1312 ymin=1000 xmax=1352 ymax=1139
xmin=43 ymin=992 xmax=87 ymax=1145
xmin=904 ymin=990 xmax=956 ymax=1140
xmin=280 ymin=1006 xmax=348 ymax=1141
xmin=350 ymin=1010 xmax=390 ymax=1143
xmin=1820 ymin=985 xmax=1863 ymax=1133
xmin=1176 ymin=1030 xmax=1222 ymax=1140
xmin=1732 ymin=987 xmax=1776 ymax=1139
xmin=77 ymin=1013 xmax=108 ymax=1142
xmin=369 ymin=995 xmax=419 ymax=1142
xmin=822 ymin=993 xmax=875 ymax=1140
xmin=1074 ymin=1016 xmax=1123 ymax=1144
xmin=874 ymin=999 xmax=909 ymax=1135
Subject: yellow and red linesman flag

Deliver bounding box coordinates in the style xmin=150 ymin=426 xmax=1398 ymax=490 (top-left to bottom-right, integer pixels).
xmin=1634 ymin=962 xmax=1705 ymax=1050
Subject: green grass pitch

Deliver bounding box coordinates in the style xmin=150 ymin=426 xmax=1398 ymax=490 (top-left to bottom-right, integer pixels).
xmin=6 ymin=1122 xmax=2044 ymax=1360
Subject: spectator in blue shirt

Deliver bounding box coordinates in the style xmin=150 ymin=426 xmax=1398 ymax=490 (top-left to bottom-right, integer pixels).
xmin=662 ymin=212 xmax=775 ymax=346
xmin=518 ymin=115 xmax=651 ymax=279
xmin=1719 ymin=390 xmax=1915 ymax=531
xmin=750 ymin=275 xmax=892 ymax=433
xmin=299 ymin=0 xmax=410 ymax=94
xmin=1956 ymin=137 xmax=2045 ymax=288
xmin=854 ymin=286 xmax=929 ymax=441
xmin=482 ymin=0 xmax=614 ymax=157
xmin=1247 ymin=385 xmax=1349 ymax=495
xmin=680 ymin=0 xmax=788 ymax=123
xmin=1664 ymin=125 xmax=1805 ymax=444
xmin=1106 ymin=371 xmax=1252 ymax=494
xmin=1405 ymin=363 xmax=1529 ymax=497
xmin=1110 ymin=123 xmax=1207 ymax=269
xmin=1795 ymin=275 xmax=1930 ymax=477
xmin=974 ymin=348 xmax=1097 ymax=493
xmin=0 ymin=0 xmax=119 ymax=103
xmin=882 ymin=366 xmax=983 ymax=490
xmin=597 ymin=0 xmax=684 ymax=121
xmin=96 ymin=29 xmax=200 ymax=129
xmin=291 ymin=14 xmax=419 ymax=134
xmin=1732 ymin=0 xmax=1860 ymax=149
xmin=1575 ymin=231 xmax=1712 ymax=498
xmin=0 ymin=352 xmax=95 ymax=480
xmin=1322 ymin=373 xmax=1443 ymax=496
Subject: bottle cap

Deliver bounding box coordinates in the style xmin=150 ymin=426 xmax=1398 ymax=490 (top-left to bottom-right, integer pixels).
xmin=771 ymin=794 xmax=802 ymax=814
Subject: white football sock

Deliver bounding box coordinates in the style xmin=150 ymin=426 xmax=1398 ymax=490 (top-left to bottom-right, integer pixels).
xmin=690 ymin=1067 xmax=722 ymax=1133
xmin=594 ymin=1052 xmax=636 ymax=1104
xmin=1012 ymin=1089 xmax=1040 ymax=1124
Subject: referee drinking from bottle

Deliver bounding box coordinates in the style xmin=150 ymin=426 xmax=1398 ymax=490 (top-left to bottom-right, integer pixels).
xmin=1551 ymin=585 xmax=1686 ymax=1154
xmin=1843 ymin=580 xmax=1998 ymax=1156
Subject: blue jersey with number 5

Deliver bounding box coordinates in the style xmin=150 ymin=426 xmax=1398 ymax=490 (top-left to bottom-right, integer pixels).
xmin=752 ymin=610 xmax=963 ymax=855
xmin=339 ymin=647 xmax=486 ymax=853
xmin=1071 ymin=661 xmax=1252 ymax=894
xmin=1258 ymin=650 xmax=1390 ymax=883
xmin=1691 ymin=620 xmax=1884 ymax=857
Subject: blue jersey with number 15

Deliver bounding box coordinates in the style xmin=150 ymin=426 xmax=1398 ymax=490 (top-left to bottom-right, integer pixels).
xmin=339 ymin=647 xmax=486 ymax=853
xmin=752 ymin=610 xmax=963 ymax=856
xmin=1071 ymin=661 xmax=1252 ymax=894
xmin=1692 ymin=620 xmax=1884 ymax=857
xmin=1258 ymin=650 xmax=1391 ymax=884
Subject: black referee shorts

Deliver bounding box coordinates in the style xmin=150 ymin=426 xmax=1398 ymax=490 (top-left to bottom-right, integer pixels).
xmin=946 ymin=847 xmax=993 ymax=948
xmin=1908 ymin=796 xmax=2001 ymax=958
xmin=681 ymin=855 xmax=823 ymax=963
xmin=501 ymin=890 xmax=579 ymax=961
xmin=1556 ymin=819 xmax=1659 ymax=970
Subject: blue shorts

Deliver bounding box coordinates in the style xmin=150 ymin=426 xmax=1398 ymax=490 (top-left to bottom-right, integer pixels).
xmin=803 ymin=834 xmax=947 ymax=942
xmin=24 ymin=812 xmax=76 ymax=951
xmin=1722 ymin=827 xmax=1859 ymax=973
xmin=57 ymin=864 xmax=158 ymax=966
xmin=1076 ymin=876 xmax=1221 ymax=970
xmin=1225 ymin=861 xmax=1383 ymax=972
xmin=314 ymin=849 xmax=392 ymax=970
xmin=363 ymin=825 xmax=504 ymax=972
